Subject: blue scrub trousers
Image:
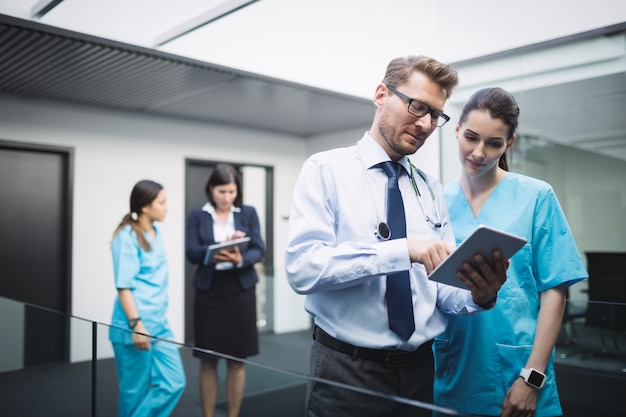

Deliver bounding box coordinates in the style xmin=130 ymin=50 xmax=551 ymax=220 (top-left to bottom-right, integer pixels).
xmin=112 ymin=340 xmax=186 ymax=417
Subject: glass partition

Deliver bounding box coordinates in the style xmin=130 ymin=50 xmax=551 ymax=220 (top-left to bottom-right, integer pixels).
xmin=558 ymin=296 xmax=626 ymax=373
xmin=2 ymin=294 xmax=625 ymax=416
xmin=0 ymin=295 xmax=469 ymax=417
xmin=437 ymin=27 xmax=626 ymax=417
xmin=94 ymin=323 xmax=465 ymax=416
xmin=0 ymin=297 xmax=95 ymax=416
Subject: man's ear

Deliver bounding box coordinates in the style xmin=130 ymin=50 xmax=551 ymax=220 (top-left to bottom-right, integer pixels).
xmin=372 ymin=83 xmax=387 ymax=109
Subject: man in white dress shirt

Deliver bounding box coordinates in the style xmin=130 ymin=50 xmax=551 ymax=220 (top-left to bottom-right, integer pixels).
xmin=285 ymin=55 xmax=507 ymax=417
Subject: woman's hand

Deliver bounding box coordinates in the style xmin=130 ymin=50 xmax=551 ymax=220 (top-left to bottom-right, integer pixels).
xmin=212 ymin=231 xmax=246 ymax=264
xmin=458 ymin=250 xmax=507 ymax=306
xmin=500 ymin=376 xmax=539 ymax=417
xmin=229 ymin=230 xmax=246 ymax=240
xmin=131 ymin=322 xmax=151 ymax=351
xmin=213 ymin=245 xmax=243 ymax=265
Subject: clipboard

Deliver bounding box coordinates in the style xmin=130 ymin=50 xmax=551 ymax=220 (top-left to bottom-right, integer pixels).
xmin=203 ymin=237 xmax=251 ymax=266
xmin=428 ymin=225 xmax=527 ymax=289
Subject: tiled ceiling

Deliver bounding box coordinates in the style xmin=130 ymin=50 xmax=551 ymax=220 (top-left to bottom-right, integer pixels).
xmin=0 ymin=13 xmax=374 ymax=137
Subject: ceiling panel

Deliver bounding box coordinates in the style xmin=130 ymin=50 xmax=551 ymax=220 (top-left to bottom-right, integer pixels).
xmin=0 ymin=13 xmax=373 ymax=137
xmin=0 ymin=0 xmax=226 ymax=47
xmin=0 ymin=8 xmax=624 ymax=161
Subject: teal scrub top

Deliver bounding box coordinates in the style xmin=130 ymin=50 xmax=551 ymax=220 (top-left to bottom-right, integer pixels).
xmin=109 ymin=224 xmax=173 ymax=344
xmin=433 ymin=173 xmax=587 ymax=416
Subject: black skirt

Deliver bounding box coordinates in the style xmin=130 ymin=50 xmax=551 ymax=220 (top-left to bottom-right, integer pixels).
xmin=193 ymin=268 xmax=259 ymax=360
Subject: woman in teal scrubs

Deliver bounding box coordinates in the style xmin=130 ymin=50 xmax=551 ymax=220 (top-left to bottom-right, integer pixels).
xmin=109 ymin=180 xmax=186 ymax=417
xmin=433 ymin=88 xmax=587 ymax=417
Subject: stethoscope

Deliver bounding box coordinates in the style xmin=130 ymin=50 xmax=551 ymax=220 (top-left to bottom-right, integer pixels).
xmin=368 ymin=157 xmax=443 ymax=241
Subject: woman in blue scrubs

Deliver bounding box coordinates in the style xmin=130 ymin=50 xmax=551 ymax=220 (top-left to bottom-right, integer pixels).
xmin=433 ymin=88 xmax=587 ymax=417
xmin=109 ymin=179 xmax=186 ymax=417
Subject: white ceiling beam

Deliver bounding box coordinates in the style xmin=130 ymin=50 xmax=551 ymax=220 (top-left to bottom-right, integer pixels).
xmin=153 ymin=0 xmax=259 ymax=47
xmin=31 ymin=0 xmax=65 ymax=18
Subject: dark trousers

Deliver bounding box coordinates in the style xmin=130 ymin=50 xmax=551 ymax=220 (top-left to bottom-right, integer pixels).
xmin=306 ymin=339 xmax=435 ymax=417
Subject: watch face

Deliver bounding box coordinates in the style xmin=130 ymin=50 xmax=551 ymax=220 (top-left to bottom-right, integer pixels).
xmin=528 ymin=370 xmax=545 ymax=388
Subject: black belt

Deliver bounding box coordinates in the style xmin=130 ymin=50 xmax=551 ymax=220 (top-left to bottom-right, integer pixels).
xmin=313 ymin=325 xmax=433 ymax=368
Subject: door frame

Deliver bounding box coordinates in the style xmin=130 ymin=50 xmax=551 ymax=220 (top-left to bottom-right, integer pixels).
xmin=0 ymin=139 xmax=73 ymax=363
xmin=184 ymin=158 xmax=274 ymax=344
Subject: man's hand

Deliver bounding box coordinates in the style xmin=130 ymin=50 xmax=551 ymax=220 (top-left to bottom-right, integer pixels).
xmin=407 ymin=239 xmax=455 ymax=274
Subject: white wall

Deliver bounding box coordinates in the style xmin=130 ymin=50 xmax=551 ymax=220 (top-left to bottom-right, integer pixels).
xmin=0 ymin=93 xmax=324 ymax=361
xmin=515 ymin=142 xmax=626 ymax=255
xmin=0 ymin=89 xmax=445 ymax=362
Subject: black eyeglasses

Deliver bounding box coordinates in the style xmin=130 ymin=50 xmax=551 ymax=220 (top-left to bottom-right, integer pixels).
xmin=386 ymin=85 xmax=450 ymax=127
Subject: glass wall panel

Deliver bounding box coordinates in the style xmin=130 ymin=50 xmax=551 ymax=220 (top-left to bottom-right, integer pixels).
xmin=1 ymin=295 xmax=625 ymax=416
xmin=437 ymin=27 xmax=626 ymax=415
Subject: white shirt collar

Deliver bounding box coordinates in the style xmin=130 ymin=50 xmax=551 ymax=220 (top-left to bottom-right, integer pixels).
xmin=201 ymin=202 xmax=242 ymax=215
xmin=360 ymin=132 xmax=410 ymax=175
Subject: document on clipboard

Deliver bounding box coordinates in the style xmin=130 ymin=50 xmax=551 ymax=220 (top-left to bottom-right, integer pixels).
xmin=428 ymin=225 xmax=527 ymax=289
xmin=203 ymin=237 xmax=251 ymax=266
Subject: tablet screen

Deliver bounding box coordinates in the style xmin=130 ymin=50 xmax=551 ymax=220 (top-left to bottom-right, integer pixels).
xmin=203 ymin=237 xmax=251 ymax=266
xmin=428 ymin=225 xmax=526 ymax=289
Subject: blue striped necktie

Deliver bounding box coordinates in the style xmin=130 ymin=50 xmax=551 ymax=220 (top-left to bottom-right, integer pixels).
xmin=380 ymin=161 xmax=415 ymax=341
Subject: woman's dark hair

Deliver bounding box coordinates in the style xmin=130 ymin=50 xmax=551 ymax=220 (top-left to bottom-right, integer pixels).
xmin=113 ymin=179 xmax=163 ymax=250
xmin=458 ymin=87 xmax=520 ymax=171
xmin=205 ymin=164 xmax=243 ymax=208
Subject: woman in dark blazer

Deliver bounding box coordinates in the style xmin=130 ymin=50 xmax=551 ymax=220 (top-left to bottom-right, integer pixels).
xmin=185 ymin=163 xmax=265 ymax=417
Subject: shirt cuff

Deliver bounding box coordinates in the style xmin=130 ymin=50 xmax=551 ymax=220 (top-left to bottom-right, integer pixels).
xmin=377 ymin=238 xmax=412 ymax=274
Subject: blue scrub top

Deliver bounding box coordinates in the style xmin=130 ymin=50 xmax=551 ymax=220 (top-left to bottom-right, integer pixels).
xmin=109 ymin=224 xmax=173 ymax=344
xmin=433 ymin=173 xmax=587 ymax=416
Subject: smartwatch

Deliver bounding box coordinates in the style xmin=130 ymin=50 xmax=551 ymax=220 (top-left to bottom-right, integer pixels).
xmin=128 ymin=317 xmax=141 ymax=329
xmin=519 ymin=368 xmax=546 ymax=389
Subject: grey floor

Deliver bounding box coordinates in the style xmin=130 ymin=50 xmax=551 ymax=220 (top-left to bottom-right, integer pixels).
xmin=176 ymin=329 xmax=312 ymax=417
xmin=2 ymin=325 xmax=626 ymax=417
xmin=0 ymin=329 xmax=312 ymax=417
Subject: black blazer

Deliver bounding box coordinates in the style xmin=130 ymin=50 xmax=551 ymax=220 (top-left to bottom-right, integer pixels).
xmin=185 ymin=204 xmax=265 ymax=291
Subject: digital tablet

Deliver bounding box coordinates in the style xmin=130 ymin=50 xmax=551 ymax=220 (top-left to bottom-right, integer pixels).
xmin=203 ymin=237 xmax=251 ymax=266
xmin=428 ymin=225 xmax=527 ymax=289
